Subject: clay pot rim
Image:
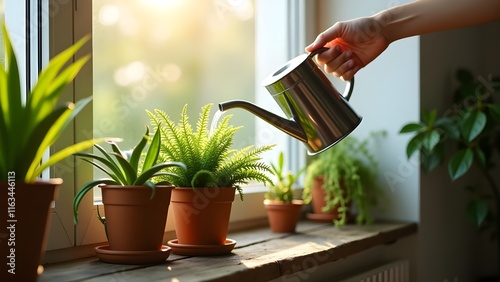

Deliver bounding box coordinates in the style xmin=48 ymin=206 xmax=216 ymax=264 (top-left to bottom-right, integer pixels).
xmin=263 ymin=199 xmax=303 ymax=206
xmin=99 ymin=184 xmax=175 ymax=189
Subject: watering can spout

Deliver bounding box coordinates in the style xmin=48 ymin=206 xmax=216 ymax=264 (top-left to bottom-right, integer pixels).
xmin=218 ymin=100 xmax=307 ymax=143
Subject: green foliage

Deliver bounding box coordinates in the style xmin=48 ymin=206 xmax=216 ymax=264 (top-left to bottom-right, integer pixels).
xmin=303 ymin=132 xmax=385 ymax=226
xmin=265 ymin=152 xmax=305 ymax=203
xmin=400 ymin=69 xmax=500 ymax=230
xmin=0 ymin=22 xmax=102 ymax=183
xmin=73 ymin=126 xmax=186 ymax=223
xmin=148 ymin=104 xmax=275 ymax=200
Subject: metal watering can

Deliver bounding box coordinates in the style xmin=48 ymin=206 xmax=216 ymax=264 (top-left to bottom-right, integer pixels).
xmin=218 ymin=48 xmax=362 ymax=155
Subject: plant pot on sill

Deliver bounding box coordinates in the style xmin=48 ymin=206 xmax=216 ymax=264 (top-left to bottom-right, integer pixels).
xmin=306 ymin=176 xmax=353 ymax=223
xmin=0 ymin=178 xmax=61 ymax=282
xmin=168 ymin=187 xmax=237 ymax=256
xmin=264 ymin=199 xmax=303 ymax=233
xmin=94 ymin=185 xmax=174 ymax=265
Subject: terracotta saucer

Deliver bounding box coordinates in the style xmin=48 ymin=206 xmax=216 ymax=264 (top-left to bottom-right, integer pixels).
xmin=94 ymin=245 xmax=171 ymax=265
xmin=167 ymin=239 xmax=237 ymax=256
xmin=306 ymin=212 xmax=337 ymax=223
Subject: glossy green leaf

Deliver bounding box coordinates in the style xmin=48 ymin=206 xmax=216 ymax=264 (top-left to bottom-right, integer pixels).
xmin=134 ymin=162 xmax=186 ymax=185
xmin=487 ymin=104 xmax=500 ymax=123
xmin=143 ymin=128 xmax=161 ymax=171
xmin=448 ymin=148 xmax=473 ymax=181
xmin=422 ymin=110 xmax=437 ymax=125
xmin=466 ymin=199 xmax=488 ymax=226
xmin=73 ymin=179 xmax=116 ymax=224
xmin=129 ymin=126 xmax=150 ymax=171
xmin=460 ymin=111 xmax=486 ymax=142
xmin=422 ymin=130 xmax=440 ymax=152
xmin=421 ymin=143 xmax=444 ymax=172
xmin=406 ymin=133 xmax=424 ymax=159
xmin=399 ymin=122 xmax=425 ymax=134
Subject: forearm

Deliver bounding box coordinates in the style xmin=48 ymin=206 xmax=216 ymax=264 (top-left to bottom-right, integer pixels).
xmin=374 ymin=0 xmax=500 ymax=43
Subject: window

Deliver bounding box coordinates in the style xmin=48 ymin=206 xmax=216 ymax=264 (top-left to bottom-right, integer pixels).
xmin=41 ymin=0 xmax=311 ymax=258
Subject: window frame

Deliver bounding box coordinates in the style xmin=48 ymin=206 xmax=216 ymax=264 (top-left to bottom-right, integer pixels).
xmin=43 ymin=0 xmax=311 ymax=262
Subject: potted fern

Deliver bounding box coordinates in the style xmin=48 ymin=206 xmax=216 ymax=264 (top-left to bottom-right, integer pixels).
xmin=303 ymin=132 xmax=384 ymax=226
xmin=264 ymin=152 xmax=305 ymax=233
xmin=73 ymin=126 xmax=186 ymax=264
xmin=148 ymin=104 xmax=274 ymax=256
xmin=0 ymin=23 xmax=102 ymax=281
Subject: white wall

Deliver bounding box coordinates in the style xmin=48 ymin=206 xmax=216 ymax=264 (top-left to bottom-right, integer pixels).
xmin=317 ymin=0 xmax=420 ymax=224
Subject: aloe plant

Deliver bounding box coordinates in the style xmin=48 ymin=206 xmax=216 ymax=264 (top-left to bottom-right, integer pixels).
xmin=265 ymin=152 xmax=305 ymax=203
xmin=0 ymin=22 xmax=100 ymax=183
xmin=73 ymin=126 xmax=186 ymax=224
xmin=148 ymin=103 xmax=275 ymax=200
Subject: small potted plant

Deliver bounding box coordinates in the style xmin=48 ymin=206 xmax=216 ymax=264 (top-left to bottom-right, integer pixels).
xmin=303 ymin=132 xmax=385 ymax=226
xmin=0 ymin=23 xmax=101 ymax=281
xmin=148 ymin=104 xmax=275 ymax=256
xmin=264 ymin=152 xmax=305 ymax=233
xmin=73 ymin=126 xmax=186 ymax=264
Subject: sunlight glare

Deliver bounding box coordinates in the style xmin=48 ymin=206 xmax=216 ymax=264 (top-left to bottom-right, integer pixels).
xmin=113 ymin=61 xmax=146 ymax=86
xmin=98 ymin=4 xmax=120 ymax=26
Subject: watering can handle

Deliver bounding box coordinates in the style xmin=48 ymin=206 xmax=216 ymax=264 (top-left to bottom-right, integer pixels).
xmin=308 ymin=47 xmax=355 ymax=101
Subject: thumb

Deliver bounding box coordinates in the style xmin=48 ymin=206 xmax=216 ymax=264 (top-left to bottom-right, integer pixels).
xmin=305 ymin=23 xmax=342 ymax=53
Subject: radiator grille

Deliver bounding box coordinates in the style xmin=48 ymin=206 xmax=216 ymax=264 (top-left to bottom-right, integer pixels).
xmin=339 ymin=260 xmax=409 ymax=282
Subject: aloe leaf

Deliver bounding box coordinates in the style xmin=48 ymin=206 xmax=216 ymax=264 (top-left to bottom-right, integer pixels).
xmin=18 ymin=105 xmax=68 ymax=178
xmin=134 ymin=161 xmax=186 ymax=185
xmin=28 ymin=35 xmax=89 ymax=112
xmin=27 ymin=138 xmax=105 ymax=183
xmin=399 ymin=122 xmax=425 ymax=133
xmin=448 ymin=148 xmax=473 ymax=181
xmin=143 ymin=128 xmax=161 ymax=171
xmin=466 ymin=198 xmax=488 ymax=226
xmin=73 ymin=179 xmax=116 ymax=224
xmin=460 ymin=111 xmax=486 ymax=142
xmin=143 ymin=181 xmax=156 ymax=199
xmin=109 ymin=152 xmax=137 ymax=184
xmin=75 ymin=151 xmax=128 ymax=184
xmin=78 ymin=159 xmax=122 ymax=184
xmin=130 ymin=126 xmax=149 ymax=172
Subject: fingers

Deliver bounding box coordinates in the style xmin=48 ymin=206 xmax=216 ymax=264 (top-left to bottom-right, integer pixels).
xmin=305 ymin=23 xmax=342 ymax=52
xmin=313 ymin=46 xmax=358 ymax=81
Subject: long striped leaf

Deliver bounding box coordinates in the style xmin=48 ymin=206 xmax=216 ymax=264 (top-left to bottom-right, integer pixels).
xmin=143 ymin=128 xmax=161 ymax=171
xmin=129 ymin=126 xmax=149 ymax=172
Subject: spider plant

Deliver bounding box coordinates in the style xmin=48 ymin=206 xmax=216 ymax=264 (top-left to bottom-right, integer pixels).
xmin=265 ymin=151 xmax=305 ymax=203
xmin=73 ymin=126 xmax=186 ymax=224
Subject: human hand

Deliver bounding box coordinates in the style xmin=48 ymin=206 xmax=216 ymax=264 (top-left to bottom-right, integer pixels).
xmin=306 ymin=17 xmax=390 ymax=81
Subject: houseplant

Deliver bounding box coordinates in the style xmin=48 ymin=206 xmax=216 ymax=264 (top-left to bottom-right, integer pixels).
xmin=264 ymin=151 xmax=306 ymax=233
xmin=399 ymin=69 xmax=500 ymax=275
xmin=303 ymin=132 xmax=385 ymax=227
xmin=148 ymin=103 xmax=275 ymax=255
xmin=73 ymin=126 xmax=186 ymax=264
xmin=0 ymin=23 xmax=102 ymax=281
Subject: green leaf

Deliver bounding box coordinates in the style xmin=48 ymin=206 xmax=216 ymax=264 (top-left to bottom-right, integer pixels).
xmin=134 ymin=162 xmax=186 ymax=185
xmin=487 ymin=104 xmax=500 ymax=123
xmin=448 ymin=148 xmax=473 ymax=180
xmin=422 ymin=130 xmax=440 ymax=152
xmin=459 ymin=111 xmax=486 ymax=142
xmin=422 ymin=110 xmax=437 ymax=125
xmin=473 ymin=147 xmax=486 ymax=168
xmin=406 ymin=133 xmax=424 ymax=159
xmin=143 ymin=128 xmax=161 ymax=171
xmin=435 ymin=118 xmax=460 ymax=140
xmin=73 ymin=179 xmax=116 ymax=224
xmin=399 ymin=122 xmax=425 ymax=133
xmin=466 ymin=199 xmax=488 ymax=226
xmin=130 ymin=126 xmax=150 ymax=172
xmin=109 ymin=152 xmax=137 ymax=184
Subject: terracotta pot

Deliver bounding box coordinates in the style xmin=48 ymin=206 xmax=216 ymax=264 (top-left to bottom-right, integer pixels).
xmin=171 ymin=187 xmax=235 ymax=245
xmin=264 ymin=199 xmax=303 ymax=233
xmin=309 ymin=176 xmax=351 ymax=222
xmin=101 ymin=185 xmax=174 ymax=251
xmin=0 ymin=178 xmax=61 ymax=282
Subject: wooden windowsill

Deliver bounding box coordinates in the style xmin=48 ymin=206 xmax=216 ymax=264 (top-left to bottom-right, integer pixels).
xmin=39 ymin=221 xmax=417 ymax=282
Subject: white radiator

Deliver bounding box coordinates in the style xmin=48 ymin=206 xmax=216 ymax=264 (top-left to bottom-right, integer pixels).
xmin=339 ymin=260 xmax=409 ymax=282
